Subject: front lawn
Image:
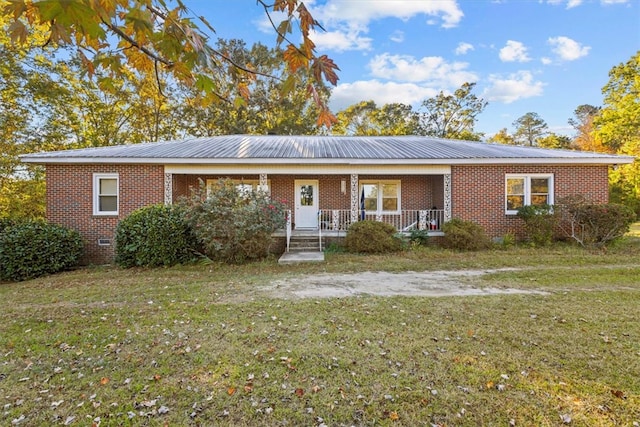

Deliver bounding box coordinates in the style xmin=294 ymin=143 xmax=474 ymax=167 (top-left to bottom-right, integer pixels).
xmin=1 ymin=238 xmax=639 ymax=426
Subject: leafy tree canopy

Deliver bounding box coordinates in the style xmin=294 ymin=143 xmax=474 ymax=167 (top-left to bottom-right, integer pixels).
xmin=1 ymin=0 xmax=339 ymax=127
xmin=417 ymin=82 xmax=487 ymax=141
xmin=512 ymin=112 xmax=548 ymax=146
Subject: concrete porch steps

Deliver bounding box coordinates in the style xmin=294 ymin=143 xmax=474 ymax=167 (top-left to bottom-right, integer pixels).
xmin=278 ymin=234 xmax=325 ymax=264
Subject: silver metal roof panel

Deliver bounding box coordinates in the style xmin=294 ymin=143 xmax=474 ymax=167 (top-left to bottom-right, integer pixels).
xmin=21 ymin=135 xmax=633 ymax=165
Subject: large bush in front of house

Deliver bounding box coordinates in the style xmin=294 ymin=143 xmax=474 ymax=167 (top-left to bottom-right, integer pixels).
xmin=180 ymin=179 xmax=288 ymax=264
xmin=345 ymin=220 xmax=404 ymax=254
xmin=556 ymin=195 xmax=636 ymax=247
xmin=517 ymin=204 xmax=558 ymax=246
xmin=441 ymin=218 xmax=492 ymax=251
xmin=115 ymin=204 xmax=198 ymax=268
xmin=0 ymin=221 xmax=83 ymax=282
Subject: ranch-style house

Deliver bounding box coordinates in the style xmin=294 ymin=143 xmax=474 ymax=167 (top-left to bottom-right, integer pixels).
xmin=21 ymin=135 xmax=634 ymax=264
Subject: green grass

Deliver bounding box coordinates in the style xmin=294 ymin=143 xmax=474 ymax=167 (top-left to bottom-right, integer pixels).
xmin=1 ymin=236 xmax=639 ymax=426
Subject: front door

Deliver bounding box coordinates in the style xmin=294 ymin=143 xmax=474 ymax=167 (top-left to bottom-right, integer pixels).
xmin=295 ymin=180 xmax=319 ymax=229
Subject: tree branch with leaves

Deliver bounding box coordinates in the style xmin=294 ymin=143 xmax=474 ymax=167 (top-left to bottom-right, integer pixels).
xmin=2 ymin=0 xmax=339 ymax=127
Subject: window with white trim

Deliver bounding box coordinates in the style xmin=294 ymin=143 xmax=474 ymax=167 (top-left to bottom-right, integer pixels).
xmin=93 ymin=173 xmax=119 ymax=216
xmin=206 ymin=179 xmax=270 ymax=197
xmin=360 ymin=180 xmax=401 ymax=213
xmin=505 ymin=174 xmax=553 ymax=214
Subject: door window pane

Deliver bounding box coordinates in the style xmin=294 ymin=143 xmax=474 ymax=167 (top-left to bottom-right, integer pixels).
xmin=300 ymin=185 xmax=314 ymax=206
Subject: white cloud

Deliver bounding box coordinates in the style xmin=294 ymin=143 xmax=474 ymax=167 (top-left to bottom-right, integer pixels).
xmin=541 ymin=57 xmax=552 ymax=65
xmin=546 ymin=0 xmax=584 ymax=8
xmin=601 ymin=0 xmax=629 ymax=4
xmin=548 ymin=36 xmax=590 ymax=61
xmin=368 ymin=53 xmax=478 ymax=87
xmin=309 ymin=27 xmax=373 ymax=52
xmin=483 ymin=71 xmax=545 ymax=104
xmin=298 ymin=0 xmax=464 ymax=53
xmin=329 ymin=80 xmax=439 ymax=111
xmin=499 ymin=40 xmax=531 ymax=62
xmin=312 ymin=0 xmax=464 ymax=29
xmin=390 ymin=30 xmax=405 ymax=43
xmin=455 ymin=42 xmax=474 ymax=55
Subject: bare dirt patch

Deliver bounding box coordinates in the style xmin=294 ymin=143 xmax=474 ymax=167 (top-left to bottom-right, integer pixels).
xmin=262 ymin=268 xmax=549 ymax=299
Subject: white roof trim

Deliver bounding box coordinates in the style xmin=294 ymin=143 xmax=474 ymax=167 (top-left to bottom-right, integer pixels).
xmin=21 ymin=156 xmax=632 ymax=166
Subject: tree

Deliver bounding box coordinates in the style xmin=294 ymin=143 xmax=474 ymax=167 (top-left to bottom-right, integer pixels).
xmin=593 ymin=51 xmax=640 ymax=215
xmin=487 ymin=128 xmax=515 ymax=145
xmin=594 ymin=51 xmax=640 ymax=153
xmin=2 ymin=0 xmax=339 ymax=127
xmin=177 ymin=40 xmax=325 ymax=136
xmin=333 ymin=101 xmax=418 ymax=136
xmin=417 ymin=82 xmax=487 ymax=141
xmin=537 ymin=133 xmax=572 ymax=149
xmin=569 ymin=104 xmax=606 ymax=152
xmin=512 ymin=112 xmax=548 ymax=146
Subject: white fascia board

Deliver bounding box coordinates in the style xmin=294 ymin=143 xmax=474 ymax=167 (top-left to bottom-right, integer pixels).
xmin=21 ymin=155 xmax=634 ymax=166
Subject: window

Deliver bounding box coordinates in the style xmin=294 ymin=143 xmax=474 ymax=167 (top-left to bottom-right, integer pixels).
xmin=93 ymin=173 xmax=119 ymax=215
xmin=505 ymin=174 xmax=553 ymax=214
xmin=360 ymin=181 xmax=400 ymax=213
xmin=206 ymin=179 xmax=270 ymax=197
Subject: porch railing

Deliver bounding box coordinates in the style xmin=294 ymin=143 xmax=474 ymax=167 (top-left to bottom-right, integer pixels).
xmin=285 ymin=210 xmax=292 ymax=252
xmin=318 ymin=209 xmax=444 ymax=232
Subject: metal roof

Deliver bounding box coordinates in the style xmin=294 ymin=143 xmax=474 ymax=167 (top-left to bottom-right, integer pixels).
xmin=20 ymin=135 xmax=634 ymax=165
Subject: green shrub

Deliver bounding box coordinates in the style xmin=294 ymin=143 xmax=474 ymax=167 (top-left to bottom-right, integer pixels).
xmin=517 ymin=204 xmax=558 ymax=246
xmin=115 ymin=204 xmax=197 ymax=268
xmin=180 ymin=179 xmax=287 ymax=264
xmin=0 ymin=221 xmax=83 ymax=281
xmin=409 ymin=228 xmax=430 ymax=247
xmin=556 ymin=196 xmax=636 ymax=247
xmin=441 ymin=218 xmax=492 ymax=251
xmin=345 ymin=220 xmax=404 ymax=254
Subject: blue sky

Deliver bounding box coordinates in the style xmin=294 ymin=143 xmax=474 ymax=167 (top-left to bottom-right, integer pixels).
xmin=188 ymin=0 xmax=639 ymax=138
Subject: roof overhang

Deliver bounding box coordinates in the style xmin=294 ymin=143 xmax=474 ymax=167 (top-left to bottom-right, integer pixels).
xmin=20 ymin=156 xmax=634 ymax=166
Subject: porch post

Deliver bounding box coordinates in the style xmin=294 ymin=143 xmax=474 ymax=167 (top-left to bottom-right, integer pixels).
xmin=259 ymin=173 xmax=268 ymax=193
xmin=350 ymin=173 xmax=359 ymax=224
xmin=164 ymin=172 xmax=173 ymax=205
xmin=443 ymin=173 xmax=452 ymax=222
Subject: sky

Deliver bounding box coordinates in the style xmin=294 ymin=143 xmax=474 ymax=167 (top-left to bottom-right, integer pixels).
xmin=187 ymin=0 xmax=639 ymax=138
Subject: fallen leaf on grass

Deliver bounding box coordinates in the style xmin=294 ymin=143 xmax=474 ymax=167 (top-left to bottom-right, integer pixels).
xmin=611 ymin=389 xmax=626 ymax=399
xmin=227 ymin=387 xmax=236 ymax=396
xmin=295 ymin=388 xmax=305 ymax=397
xmin=100 ymin=377 xmax=110 ymax=385
xmin=389 ymin=411 xmax=399 ymax=420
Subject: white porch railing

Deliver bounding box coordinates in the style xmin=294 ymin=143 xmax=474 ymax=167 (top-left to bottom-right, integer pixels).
xmin=318 ymin=209 xmax=445 ymax=232
xmin=285 ymin=210 xmax=292 ymax=252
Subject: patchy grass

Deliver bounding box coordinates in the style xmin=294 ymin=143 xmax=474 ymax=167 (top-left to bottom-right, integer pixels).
xmin=1 ymin=237 xmax=639 ymax=426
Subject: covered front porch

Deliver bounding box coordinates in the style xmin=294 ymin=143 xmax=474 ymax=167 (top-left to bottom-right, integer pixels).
xmin=163 ymin=164 xmax=452 ymax=251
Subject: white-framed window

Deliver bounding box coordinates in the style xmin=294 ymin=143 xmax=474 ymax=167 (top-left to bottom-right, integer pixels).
xmin=505 ymin=174 xmax=554 ymax=214
xmin=206 ymin=179 xmax=270 ymax=197
xmin=360 ymin=180 xmax=401 ymax=213
xmin=93 ymin=173 xmax=119 ymax=216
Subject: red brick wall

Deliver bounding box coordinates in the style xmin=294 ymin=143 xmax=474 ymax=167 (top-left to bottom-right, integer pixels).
xmin=46 ymin=164 xmax=164 ymax=264
xmin=48 ymin=165 xmax=609 ymax=264
xmin=451 ymin=164 xmax=610 ymax=239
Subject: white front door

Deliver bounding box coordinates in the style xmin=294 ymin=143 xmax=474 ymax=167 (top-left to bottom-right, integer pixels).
xmin=295 ymin=180 xmax=319 ymax=229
